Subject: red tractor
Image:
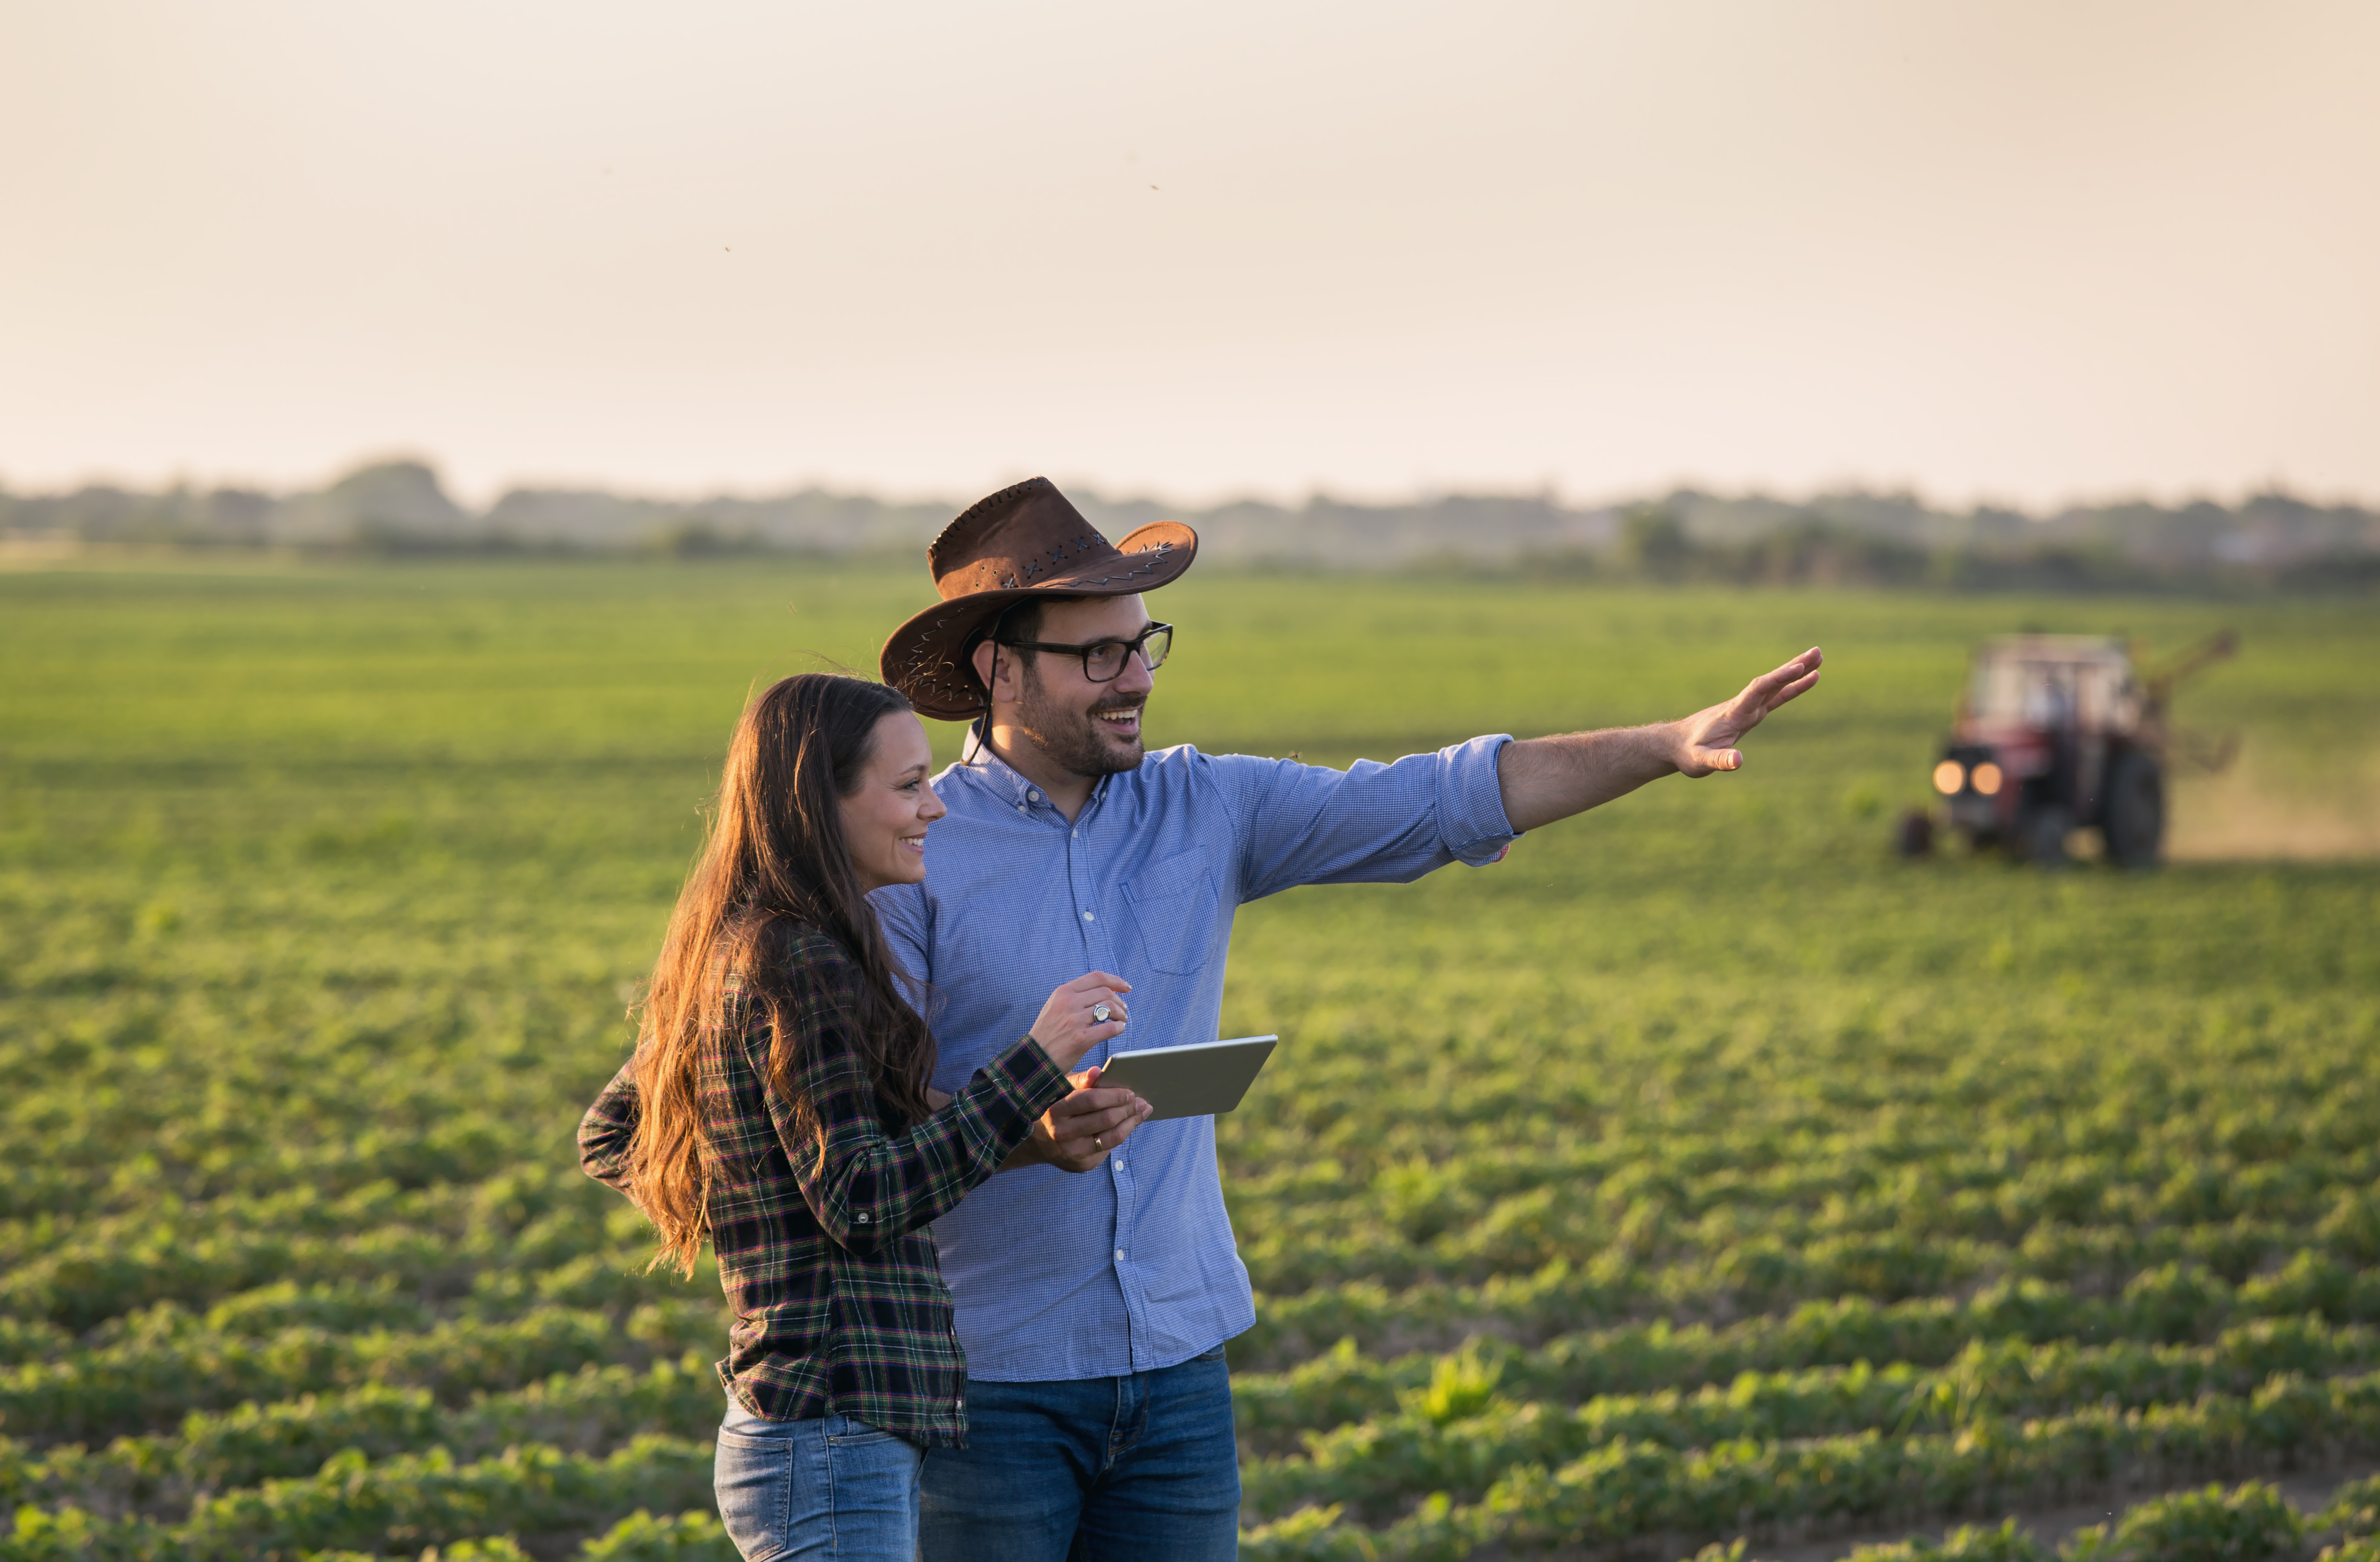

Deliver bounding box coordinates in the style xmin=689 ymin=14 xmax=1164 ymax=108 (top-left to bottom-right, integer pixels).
xmin=1902 ymin=631 xmax=2237 ymax=868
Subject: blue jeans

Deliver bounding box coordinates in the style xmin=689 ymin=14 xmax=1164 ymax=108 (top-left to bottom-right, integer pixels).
xmin=714 ymin=1401 xmax=924 ymax=1562
xmin=919 ymin=1347 xmax=1240 ymax=1562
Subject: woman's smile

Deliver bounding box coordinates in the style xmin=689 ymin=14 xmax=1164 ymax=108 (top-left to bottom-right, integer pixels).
xmin=842 ymin=711 xmax=946 ymax=893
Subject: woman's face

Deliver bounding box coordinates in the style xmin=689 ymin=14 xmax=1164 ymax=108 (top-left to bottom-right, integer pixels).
xmin=840 ymin=710 xmax=947 ymax=894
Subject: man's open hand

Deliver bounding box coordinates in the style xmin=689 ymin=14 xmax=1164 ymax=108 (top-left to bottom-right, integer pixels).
xmin=1497 ymin=645 xmax=1826 ymax=829
xmin=1003 ymin=1067 xmax=1152 ymax=1173
xmin=1669 ymin=647 xmax=1823 ymax=777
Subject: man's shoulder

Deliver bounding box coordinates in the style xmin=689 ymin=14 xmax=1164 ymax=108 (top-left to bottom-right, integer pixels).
xmin=1134 ymin=742 xmax=1290 ymax=784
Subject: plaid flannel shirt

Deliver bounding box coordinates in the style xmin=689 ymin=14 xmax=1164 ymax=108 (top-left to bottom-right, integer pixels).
xmin=578 ymin=924 xmax=1071 ymax=1445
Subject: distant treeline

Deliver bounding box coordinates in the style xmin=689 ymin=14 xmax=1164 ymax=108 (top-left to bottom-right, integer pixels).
xmin=4 ymin=459 xmax=2376 ymax=593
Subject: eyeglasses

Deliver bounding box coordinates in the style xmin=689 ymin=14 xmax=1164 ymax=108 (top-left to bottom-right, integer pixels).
xmin=995 ymin=622 xmax=1174 ymax=683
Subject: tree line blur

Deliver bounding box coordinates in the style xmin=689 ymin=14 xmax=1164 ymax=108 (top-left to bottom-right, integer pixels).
xmin=4 ymin=458 xmax=2374 ymax=593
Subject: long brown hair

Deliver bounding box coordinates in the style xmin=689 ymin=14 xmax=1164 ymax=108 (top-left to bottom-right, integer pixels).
xmin=626 ymin=673 xmax=936 ymax=1275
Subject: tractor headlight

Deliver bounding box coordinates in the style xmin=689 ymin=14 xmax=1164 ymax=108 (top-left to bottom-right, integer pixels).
xmin=1933 ymin=760 xmax=1965 ymax=795
xmin=1971 ymin=761 xmax=2003 ymax=796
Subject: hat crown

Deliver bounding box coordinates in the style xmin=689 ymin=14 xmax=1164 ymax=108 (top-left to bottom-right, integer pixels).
xmin=930 ymin=478 xmax=1117 ymax=599
xmin=880 ymin=477 xmax=1197 ymax=721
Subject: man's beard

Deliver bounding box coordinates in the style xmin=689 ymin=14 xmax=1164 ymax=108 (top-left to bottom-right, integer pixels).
xmin=1013 ymin=669 xmax=1146 ymax=778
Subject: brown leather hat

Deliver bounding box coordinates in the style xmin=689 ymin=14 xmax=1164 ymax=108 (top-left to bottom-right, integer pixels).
xmin=879 ymin=477 xmax=1197 ymax=721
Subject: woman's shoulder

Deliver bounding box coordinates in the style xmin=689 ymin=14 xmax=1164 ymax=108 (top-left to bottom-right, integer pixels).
xmin=718 ymin=919 xmax=855 ymax=999
xmin=772 ymin=922 xmax=863 ymax=989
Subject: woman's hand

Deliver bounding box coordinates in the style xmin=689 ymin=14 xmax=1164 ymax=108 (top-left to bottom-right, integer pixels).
xmin=1003 ymin=1066 xmax=1153 ymax=1173
xmin=1030 ymin=971 xmax=1132 ymax=1072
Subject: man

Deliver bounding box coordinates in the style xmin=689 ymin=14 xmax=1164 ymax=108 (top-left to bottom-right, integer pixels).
xmin=875 ymin=477 xmax=1820 ymax=1561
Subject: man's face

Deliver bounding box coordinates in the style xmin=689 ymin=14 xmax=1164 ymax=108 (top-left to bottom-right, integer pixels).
xmin=997 ymin=595 xmax=1158 ymax=778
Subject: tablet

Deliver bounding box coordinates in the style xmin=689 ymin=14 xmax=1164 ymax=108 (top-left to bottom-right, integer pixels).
xmin=1094 ymin=1035 xmax=1278 ymax=1122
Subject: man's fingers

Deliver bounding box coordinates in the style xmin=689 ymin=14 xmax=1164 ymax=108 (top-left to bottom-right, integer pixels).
xmin=1099 ymin=1105 xmax=1154 ymax=1147
xmin=1055 ymin=1103 xmax=1143 ymax=1145
xmin=1049 ymin=1100 xmax=1153 ymax=1167
xmin=1766 ymin=668 xmax=1822 ymax=710
xmin=1746 ymin=647 xmax=1824 ymax=701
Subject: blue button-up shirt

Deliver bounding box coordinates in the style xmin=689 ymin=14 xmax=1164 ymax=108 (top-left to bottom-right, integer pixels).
xmin=873 ymin=729 xmax=1517 ymax=1383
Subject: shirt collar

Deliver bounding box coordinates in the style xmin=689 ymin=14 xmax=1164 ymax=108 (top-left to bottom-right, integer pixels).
xmin=957 ymin=719 xmax=1112 ymax=814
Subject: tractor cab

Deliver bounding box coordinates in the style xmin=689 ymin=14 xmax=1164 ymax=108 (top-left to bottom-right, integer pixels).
xmin=1919 ymin=630 xmax=2235 ymax=867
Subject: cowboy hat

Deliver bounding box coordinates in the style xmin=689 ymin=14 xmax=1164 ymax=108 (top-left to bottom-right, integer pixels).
xmin=879 ymin=477 xmax=1197 ymax=721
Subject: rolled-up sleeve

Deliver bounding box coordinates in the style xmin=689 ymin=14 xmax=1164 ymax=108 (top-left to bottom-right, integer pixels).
xmin=1223 ymin=734 xmax=1518 ymax=902
xmin=1435 ymin=733 xmax=1523 ymax=865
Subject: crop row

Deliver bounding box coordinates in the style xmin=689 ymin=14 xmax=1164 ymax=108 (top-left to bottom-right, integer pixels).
xmin=1239 ymin=1369 xmax=2380 ymax=1561
xmin=0 ymin=1434 xmax=716 ymax=1562
xmin=1238 ymin=1200 xmax=2380 ymax=1302
xmin=0 ymin=1300 xmax=722 ymax=1444
xmin=14 ymin=1152 xmax=2377 ymax=1328
xmin=1232 ymin=1303 xmax=2375 ymax=1447
xmin=17 ymin=1205 xmax=2370 ymax=1347
xmin=16 ymin=1254 xmax=2361 ymax=1452
xmin=22 ymin=1105 xmax=2379 ymax=1247
xmin=1242 ymin=1323 xmax=2380 ymax=1521
xmin=1813 ymin=1473 xmax=2380 ymax=1562
xmin=0 ymin=1219 xmax=658 ymax=1335
xmin=1 ymin=1351 xmax=722 ymax=1524
xmin=12 ymin=1114 xmax=2379 ymax=1323
xmin=11 ymin=1256 xmax=2348 ymax=1451
xmin=1236 ymin=1249 xmax=2380 ymax=1368
xmin=1231 ymin=1139 xmax=2380 ymax=1258
xmin=1224 ymin=1026 xmax=2380 ymax=1190
xmin=6 ymin=1506 xmax=738 ymax=1562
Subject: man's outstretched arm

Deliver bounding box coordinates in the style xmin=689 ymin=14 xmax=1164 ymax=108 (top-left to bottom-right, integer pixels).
xmin=1497 ymin=647 xmax=1823 ymax=833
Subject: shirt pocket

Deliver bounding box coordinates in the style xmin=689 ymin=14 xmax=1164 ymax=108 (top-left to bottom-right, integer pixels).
xmin=1121 ymin=847 xmax=1217 ymax=976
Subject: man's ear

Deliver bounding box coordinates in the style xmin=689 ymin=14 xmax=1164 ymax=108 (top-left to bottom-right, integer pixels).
xmin=970 ymin=639 xmax=1002 ymax=704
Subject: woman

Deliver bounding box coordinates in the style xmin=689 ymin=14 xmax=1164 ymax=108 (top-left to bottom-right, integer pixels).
xmin=578 ymin=673 xmax=1149 ymax=1561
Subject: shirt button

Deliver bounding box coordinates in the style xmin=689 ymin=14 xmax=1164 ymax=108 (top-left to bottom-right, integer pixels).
xmin=1015 ymin=803 xmax=1028 ymax=814
xmin=956 ymin=1397 xmax=964 ymax=1410
xmin=1028 ymin=789 xmax=1041 ymax=803
xmin=1083 ymin=911 xmax=1095 ymax=921
xmin=1114 ymin=1249 xmax=1125 ymax=1262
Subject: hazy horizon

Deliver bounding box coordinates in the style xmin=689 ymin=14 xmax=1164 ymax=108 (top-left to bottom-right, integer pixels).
xmin=8 ymin=450 xmax=2378 ymax=521
xmin=6 ymin=1 xmax=2376 ymax=511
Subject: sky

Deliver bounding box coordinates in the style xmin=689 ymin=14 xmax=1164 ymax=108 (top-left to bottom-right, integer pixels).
xmin=3 ymin=0 xmax=2376 ymax=510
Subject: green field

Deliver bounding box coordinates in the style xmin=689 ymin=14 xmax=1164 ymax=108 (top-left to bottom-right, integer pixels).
xmin=3 ymin=560 xmax=2377 ymax=1562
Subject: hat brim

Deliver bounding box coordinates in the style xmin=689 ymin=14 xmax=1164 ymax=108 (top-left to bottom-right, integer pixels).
xmin=880 ymin=521 xmax=1196 ymax=721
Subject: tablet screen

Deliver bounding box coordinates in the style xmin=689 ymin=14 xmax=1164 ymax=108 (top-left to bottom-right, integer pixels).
xmin=1095 ymin=1035 xmax=1278 ymax=1122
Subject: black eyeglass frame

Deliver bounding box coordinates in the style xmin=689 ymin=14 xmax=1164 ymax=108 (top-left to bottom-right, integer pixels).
xmin=993 ymin=622 xmax=1175 ymax=683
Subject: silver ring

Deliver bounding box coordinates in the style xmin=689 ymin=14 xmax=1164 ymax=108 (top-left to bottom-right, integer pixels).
xmin=1093 ymin=1003 xmax=1111 ymax=1023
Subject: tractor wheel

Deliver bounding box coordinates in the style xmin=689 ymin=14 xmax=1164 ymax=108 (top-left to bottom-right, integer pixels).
xmin=1894 ymin=808 xmax=1934 ymax=858
xmin=2016 ymin=805 xmax=2072 ymax=868
xmin=2102 ymin=749 xmax=2165 ymax=868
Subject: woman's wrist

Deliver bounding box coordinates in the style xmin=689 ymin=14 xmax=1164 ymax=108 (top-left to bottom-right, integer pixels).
xmin=1024 ymin=1031 xmax=1087 ymax=1074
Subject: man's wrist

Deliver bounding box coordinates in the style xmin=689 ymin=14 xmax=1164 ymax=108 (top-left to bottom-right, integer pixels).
xmin=1649 ymin=719 xmax=1689 ymax=775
